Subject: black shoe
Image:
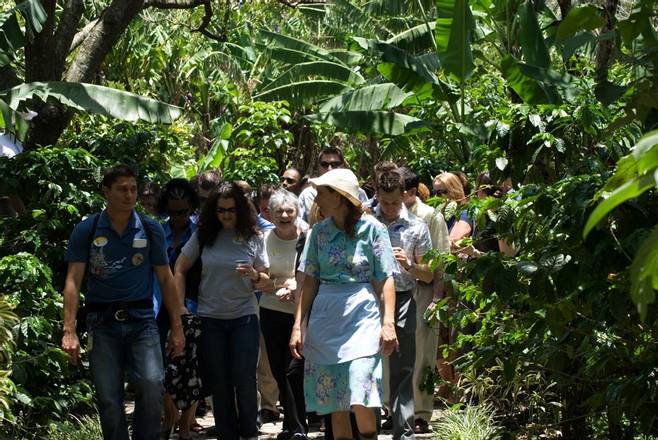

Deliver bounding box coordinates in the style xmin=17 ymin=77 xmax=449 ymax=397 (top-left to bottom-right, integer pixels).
xmin=381 ymin=416 xmax=393 ymax=430
xmin=260 ymin=408 xmax=280 ymax=424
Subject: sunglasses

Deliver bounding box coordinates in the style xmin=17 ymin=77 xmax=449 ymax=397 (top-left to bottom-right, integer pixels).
xmin=320 ymin=160 xmax=342 ymax=169
xmin=168 ymin=208 xmax=190 ymax=217
xmin=281 ymin=176 xmax=298 ymax=184
xmin=433 ymin=188 xmax=448 ymax=196
xmin=216 ymin=207 xmax=236 ymax=214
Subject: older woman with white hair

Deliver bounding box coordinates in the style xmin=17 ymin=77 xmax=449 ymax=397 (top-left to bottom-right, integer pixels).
xmin=256 ymin=189 xmax=308 ymax=440
xmin=289 ymin=169 xmax=398 ymax=440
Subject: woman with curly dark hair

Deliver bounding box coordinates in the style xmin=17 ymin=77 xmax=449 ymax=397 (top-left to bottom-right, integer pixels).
xmin=174 ymin=182 xmax=269 ymax=440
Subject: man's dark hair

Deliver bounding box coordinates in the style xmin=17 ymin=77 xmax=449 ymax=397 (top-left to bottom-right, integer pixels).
xmin=256 ymin=184 xmax=278 ymax=205
xmin=102 ymin=165 xmax=138 ymax=188
xmin=194 ymin=170 xmax=222 ymax=191
xmin=398 ymin=166 xmax=419 ymax=192
xmin=317 ymin=146 xmax=345 ymax=164
xmin=377 ymin=169 xmax=405 ymax=193
xmin=157 ymin=178 xmax=200 ymax=215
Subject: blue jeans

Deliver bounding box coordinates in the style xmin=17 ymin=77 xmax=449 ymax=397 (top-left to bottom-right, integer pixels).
xmin=87 ymin=312 xmax=164 ymax=440
xmin=200 ymin=314 xmax=260 ymax=440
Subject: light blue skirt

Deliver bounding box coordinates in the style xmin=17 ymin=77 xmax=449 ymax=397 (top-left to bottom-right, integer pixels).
xmin=304 ymin=355 xmax=383 ymax=415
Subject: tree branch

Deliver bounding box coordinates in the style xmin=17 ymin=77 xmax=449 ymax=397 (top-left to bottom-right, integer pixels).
xmin=275 ymin=0 xmax=326 ymax=7
xmin=144 ymin=0 xmax=209 ymax=9
xmin=193 ymin=2 xmax=226 ymax=42
xmin=53 ymin=0 xmax=85 ymax=78
xmin=70 ymin=18 xmax=99 ymax=53
xmin=65 ymin=0 xmax=146 ymax=83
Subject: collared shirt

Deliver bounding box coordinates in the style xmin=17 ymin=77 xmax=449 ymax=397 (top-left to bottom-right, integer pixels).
xmin=374 ymin=204 xmax=432 ymax=292
xmin=257 ymin=214 xmax=275 ymax=232
xmin=299 ymin=215 xmax=397 ymax=284
xmin=408 ymin=197 xmax=451 ymax=253
xmin=65 ymin=210 xmax=168 ymax=316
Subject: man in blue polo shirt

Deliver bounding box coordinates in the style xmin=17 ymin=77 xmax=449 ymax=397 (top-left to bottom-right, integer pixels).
xmin=61 ymin=165 xmax=185 ymax=440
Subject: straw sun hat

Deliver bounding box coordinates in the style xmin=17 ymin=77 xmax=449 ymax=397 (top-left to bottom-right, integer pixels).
xmin=309 ymin=168 xmax=362 ymax=207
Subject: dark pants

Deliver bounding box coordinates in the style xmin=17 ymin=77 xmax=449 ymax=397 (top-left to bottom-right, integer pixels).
xmin=200 ymin=314 xmax=260 ymax=440
xmin=87 ymin=312 xmax=163 ymax=440
xmin=260 ymin=307 xmax=307 ymax=435
xmin=388 ymin=291 xmax=417 ymax=440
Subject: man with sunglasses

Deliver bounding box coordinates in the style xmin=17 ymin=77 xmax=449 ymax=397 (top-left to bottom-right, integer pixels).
xmin=298 ymin=147 xmax=368 ymax=221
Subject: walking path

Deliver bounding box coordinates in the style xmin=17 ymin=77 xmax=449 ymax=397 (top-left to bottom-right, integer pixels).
xmin=159 ymin=407 xmax=443 ymax=439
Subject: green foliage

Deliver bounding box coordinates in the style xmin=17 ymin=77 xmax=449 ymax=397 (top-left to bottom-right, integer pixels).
xmin=0 ymin=0 xmax=47 ymax=66
xmin=45 ymin=414 xmax=102 ymax=440
xmin=0 ymin=296 xmax=19 ymax=422
xmin=222 ymin=100 xmax=294 ymax=185
xmin=433 ymin=404 xmax=502 ymax=440
xmin=2 ymin=82 xmax=182 ymax=124
xmin=0 ymin=253 xmax=94 ymax=435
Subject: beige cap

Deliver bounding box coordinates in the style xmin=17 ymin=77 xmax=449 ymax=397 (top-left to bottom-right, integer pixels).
xmin=310 ymin=168 xmax=362 ymax=207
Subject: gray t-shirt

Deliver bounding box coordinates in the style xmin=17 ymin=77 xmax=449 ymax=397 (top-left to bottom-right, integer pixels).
xmin=182 ymin=229 xmax=269 ymax=319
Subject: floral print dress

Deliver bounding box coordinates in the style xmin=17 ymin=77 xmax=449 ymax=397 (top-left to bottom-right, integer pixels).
xmin=298 ymin=215 xmax=397 ymax=414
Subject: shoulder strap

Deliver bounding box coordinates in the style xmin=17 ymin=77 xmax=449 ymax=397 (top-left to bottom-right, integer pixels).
xmin=86 ymin=213 xmax=101 ymax=259
xmin=138 ymin=213 xmax=154 ymax=243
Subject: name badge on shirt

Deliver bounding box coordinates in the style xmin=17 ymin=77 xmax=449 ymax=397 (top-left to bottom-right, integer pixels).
xmin=133 ymin=238 xmax=147 ymax=248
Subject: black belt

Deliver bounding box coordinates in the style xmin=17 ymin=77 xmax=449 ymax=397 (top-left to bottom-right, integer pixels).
xmin=86 ymin=298 xmax=153 ymax=321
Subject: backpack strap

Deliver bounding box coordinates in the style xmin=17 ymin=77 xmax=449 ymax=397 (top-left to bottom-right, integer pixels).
xmin=86 ymin=212 xmax=101 ymax=263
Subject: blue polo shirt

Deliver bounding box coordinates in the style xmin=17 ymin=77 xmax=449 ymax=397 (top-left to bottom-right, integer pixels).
xmin=66 ymin=210 xmax=168 ymax=314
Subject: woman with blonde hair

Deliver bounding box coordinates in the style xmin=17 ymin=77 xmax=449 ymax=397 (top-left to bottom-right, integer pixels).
xmin=433 ymin=172 xmax=473 ymax=243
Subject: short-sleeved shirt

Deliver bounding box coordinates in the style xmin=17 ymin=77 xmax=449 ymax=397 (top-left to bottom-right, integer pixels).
xmin=408 ymin=197 xmax=451 ymax=253
xmin=181 ymin=229 xmax=269 ymax=320
xmin=153 ymin=217 xmax=198 ymax=316
xmin=374 ymin=204 xmax=432 ymax=292
xmin=299 ymin=215 xmax=398 ymax=284
xmin=260 ymin=229 xmax=298 ymax=314
xmin=65 ymin=210 xmax=168 ymax=317
xmin=446 ymin=209 xmax=474 ymax=233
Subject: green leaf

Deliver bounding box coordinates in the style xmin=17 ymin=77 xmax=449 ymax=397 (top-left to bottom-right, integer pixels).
xmin=260 ymin=30 xmax=343 ymax=64
xmin=1 ymin=82 xmax=182 ymax=123
xmin=630 ymin=225 xmax=658 ymax=320
xmin=202 ymin=122 xmax=232 ymax=171
xmin=595 ymin=81 xmax=627 ymax=106
xmin=501 ymin=55 xmax=576 ymax=104
xmin=326 ymin=49 xmax=363 ymax=66
xmin=583 ymin=173 xmax=656 ymax=238
xmin=252 ymin=80 xmax=352 ymax=109
xmin=318 ymin=84 xmax=412 ymax=113
xmin=518 ymin=1 xmax=550 ymax=68
xmin=306 ymin=111 xmax=429 ymax=135
xmin=437 ymin=0 xmax=475 ymax=81
xmin=258 ymin=61 xmax=364 ymax=93
xmin=386 ymin=22 xmax=437 ymax=53
xmin=556 ymin=5 xmax=606 ymax=42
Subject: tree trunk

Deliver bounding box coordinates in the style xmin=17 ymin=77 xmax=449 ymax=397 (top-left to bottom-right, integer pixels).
xmin=595 ymin=0 xmax=619 ymax=87
xmin=24 ymin=0 xmax=146 ymax=150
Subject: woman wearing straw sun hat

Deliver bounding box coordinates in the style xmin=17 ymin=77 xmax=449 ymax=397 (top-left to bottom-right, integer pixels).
xmin=289 ymin=168 xmax=399 ymax=440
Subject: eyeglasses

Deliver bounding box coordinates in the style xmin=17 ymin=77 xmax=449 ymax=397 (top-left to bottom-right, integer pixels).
xmin=168 ymin=208 xmax=190 ymax=217
xmin=281 ymin=176 xmax=298 ymax=184
xmin=320 ymin=160 xmax=342 ymax=169
xmin=216 ymin=207 xmax=236 ymax=214
xmin=433 ymin=188 xmax=448 ymax=196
